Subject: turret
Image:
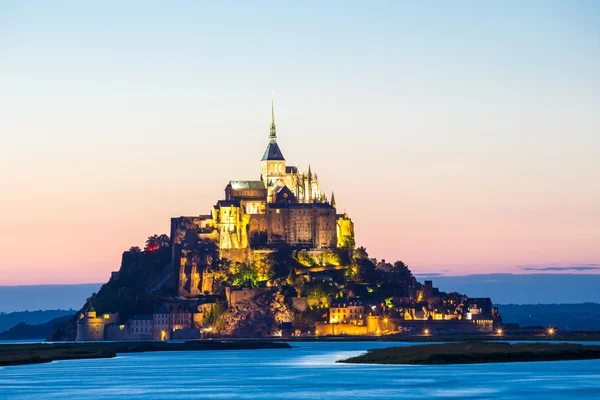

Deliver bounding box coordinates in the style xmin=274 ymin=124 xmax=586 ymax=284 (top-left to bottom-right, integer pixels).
xmin=85 ymin=302 xmax=97 ymax=318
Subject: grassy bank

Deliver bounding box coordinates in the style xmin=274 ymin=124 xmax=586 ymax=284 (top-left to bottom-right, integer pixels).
xmin=338 ymin=342 xmax=600 ymax=365
xmin=0 ymin=340 xmax=291 ymax=367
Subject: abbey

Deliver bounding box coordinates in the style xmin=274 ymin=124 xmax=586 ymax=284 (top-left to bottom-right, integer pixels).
xmin=171 ymin=100 xmax=355 ymax=297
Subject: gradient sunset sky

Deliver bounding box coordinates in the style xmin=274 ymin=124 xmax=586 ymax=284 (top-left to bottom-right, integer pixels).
xmin=1 ymin=1 xmax=599 ymax=285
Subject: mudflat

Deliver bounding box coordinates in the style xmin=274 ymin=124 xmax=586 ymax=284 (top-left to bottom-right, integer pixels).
xmin=0 ymin=340 xmax=291 ymax=366
xmin=338 ymin=341 xmax=600 ymax=365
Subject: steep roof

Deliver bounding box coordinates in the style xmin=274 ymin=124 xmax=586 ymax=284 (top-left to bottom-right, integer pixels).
xmin=261 ymin=141 xmax=285 ymax=161
xmin=154 ymin=305 xmax=169 ymax=314
xmin=130 ymin=314 xmax=153 ymax=320
xmin=229 ymin=180 xmax=266 ymax=190
xmin=216 ymin=200 xmax=241 ymax=207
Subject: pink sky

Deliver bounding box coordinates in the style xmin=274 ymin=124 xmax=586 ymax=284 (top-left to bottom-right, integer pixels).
xmin=1 ymin=108 xmax=598 ymax=285
xmin=1 ymin=2 xmax=599 ymax=285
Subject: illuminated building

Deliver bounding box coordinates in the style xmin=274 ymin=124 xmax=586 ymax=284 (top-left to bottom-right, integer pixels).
xmin=152 ymin=301 xmax=193 ymax=340
xmin=76 ymin=303 xmax=119 ymax=341
xmin=172 ymin=99 xmax=355 ymax=297
xmin=329 ymin=298 xmax=365 ymax=325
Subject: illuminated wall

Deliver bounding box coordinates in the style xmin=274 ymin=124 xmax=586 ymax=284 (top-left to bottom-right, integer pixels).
xmin=215 ymin=203 xmax=249 ymax=250
xmin=336 ymin=213 xmax=354 ymax=248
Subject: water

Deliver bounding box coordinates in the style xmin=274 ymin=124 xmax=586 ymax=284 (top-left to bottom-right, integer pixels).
xmin=1 ymin=341 xmax=600 ymax=399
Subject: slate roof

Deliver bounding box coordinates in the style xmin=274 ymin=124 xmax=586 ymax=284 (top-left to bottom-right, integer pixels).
xmin=130 ymin=314 xmax=153 ymax=320
xmin=261 ymin=141 xmax=285 ymax=161
xmin=154 ymin=305 xmax=169 ymax=314
xmin=154 ymin=302 xmax=192 ymax=315
xmin=216 ymin=200 xmax=241 ymax=207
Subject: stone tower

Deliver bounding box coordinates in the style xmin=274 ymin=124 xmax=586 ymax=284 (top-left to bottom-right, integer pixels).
xmin=260 ymin=97 xmax=286 ymax=200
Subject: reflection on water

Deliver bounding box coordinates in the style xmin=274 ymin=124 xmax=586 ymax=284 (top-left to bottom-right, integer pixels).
xmin=1 ymin=341 xmax=600 ymax=399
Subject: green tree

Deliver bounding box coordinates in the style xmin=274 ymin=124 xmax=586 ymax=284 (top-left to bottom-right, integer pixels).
xmin=320 ymin=251 xmax=341 ymax=266
xmin=145 ymin=234 xmax=170 ymax=250
xmin=354 ymin=246 xmax=369 ymax=260
xmin=391 ymin=261 xmax=412 ymax=277
xmin=304 ymin=281 xmax=336 ymax=299
xmin=297 ymin=251 xmax=317 ymax=267
xmin=353 ymin=258 xmax=377 ymax=284
xmin=339 ymin=235 xmax=355 ymax=250
xmin=231 ymin=262 xmax=258 ymax=287
xmin=203 ymin=301 xmax=226 ymax=331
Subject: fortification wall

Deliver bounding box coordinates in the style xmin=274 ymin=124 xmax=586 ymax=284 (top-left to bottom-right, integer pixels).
xmin=226 ymin=287 xmax=274 ymax=305
xmin=315 ymin=322 xmax=368 ymax=336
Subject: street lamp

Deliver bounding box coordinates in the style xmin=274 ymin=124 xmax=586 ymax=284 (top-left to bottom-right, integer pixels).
xmin=496 ymin=328 xmax=503 ymax=336
xmin=548 ymin=328 xmax=555 ymax=336
xmin=424 ymin=328 xmax=430 ymax=335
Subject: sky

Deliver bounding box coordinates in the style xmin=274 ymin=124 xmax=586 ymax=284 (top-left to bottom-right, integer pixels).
xmin=0 ymin=1 xmax=599 ymax=285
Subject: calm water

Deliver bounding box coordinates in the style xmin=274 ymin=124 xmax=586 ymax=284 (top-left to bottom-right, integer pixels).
xmin=1 ymin=341 xmax=600 ymax=399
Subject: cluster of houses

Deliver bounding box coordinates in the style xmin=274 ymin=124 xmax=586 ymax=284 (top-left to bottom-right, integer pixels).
xmin=75 ymin=299 xmax=214 ymax=341
xmin=314 ymin=295 xmax=499 ymax=336
xmin=76 ymin=279 xmax=500 ymax=341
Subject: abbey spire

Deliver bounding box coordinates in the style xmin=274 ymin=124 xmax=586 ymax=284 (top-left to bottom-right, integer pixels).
xmin=269 ymin=95 xmax=277 ymax=141
xmin=261 ymin=95 xmax=285 ymax=162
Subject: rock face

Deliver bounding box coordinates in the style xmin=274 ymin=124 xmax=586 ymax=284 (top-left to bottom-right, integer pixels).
xmin=220 ymin=292 xmax=294 ymax=337
xmin=51 ymin=247 xmax=176 ymax=341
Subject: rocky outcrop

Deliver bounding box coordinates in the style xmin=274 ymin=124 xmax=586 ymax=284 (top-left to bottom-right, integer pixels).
xmin=51 ymin=246 xmax=175 ymax=341
xmin=219 ymin=292 xmax=294 ymax=337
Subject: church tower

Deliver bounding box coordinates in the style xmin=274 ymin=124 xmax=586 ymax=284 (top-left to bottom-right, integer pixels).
xmin=260 ymin=96 xmax=286 ymax=199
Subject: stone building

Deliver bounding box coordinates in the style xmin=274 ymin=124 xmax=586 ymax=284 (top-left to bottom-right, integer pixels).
xmin=111 ymin=299 xmax=208 ymax=341
xmin=128 ymin=314 xmax=154 ymax=340
xmin=329 ymin=298 xmax=365 ymax=325
xmin=153 ymin=301 xmax=193 ymax=340
xmin=172 ymin=100 xmax=355 ymax=297
xmin=76 ymin=303 xmax=119 ymax=341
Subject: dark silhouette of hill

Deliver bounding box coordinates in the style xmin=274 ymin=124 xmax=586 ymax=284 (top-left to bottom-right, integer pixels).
xmin=51 ymin=246 xmax=176 ymax=341
xmin=0 ymin=315 xmax=72 ymax=340
xmin=0 ymin=310 xmax=75 ymax=333
xmin=497 ymin=303 xmax=600 ymax=331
